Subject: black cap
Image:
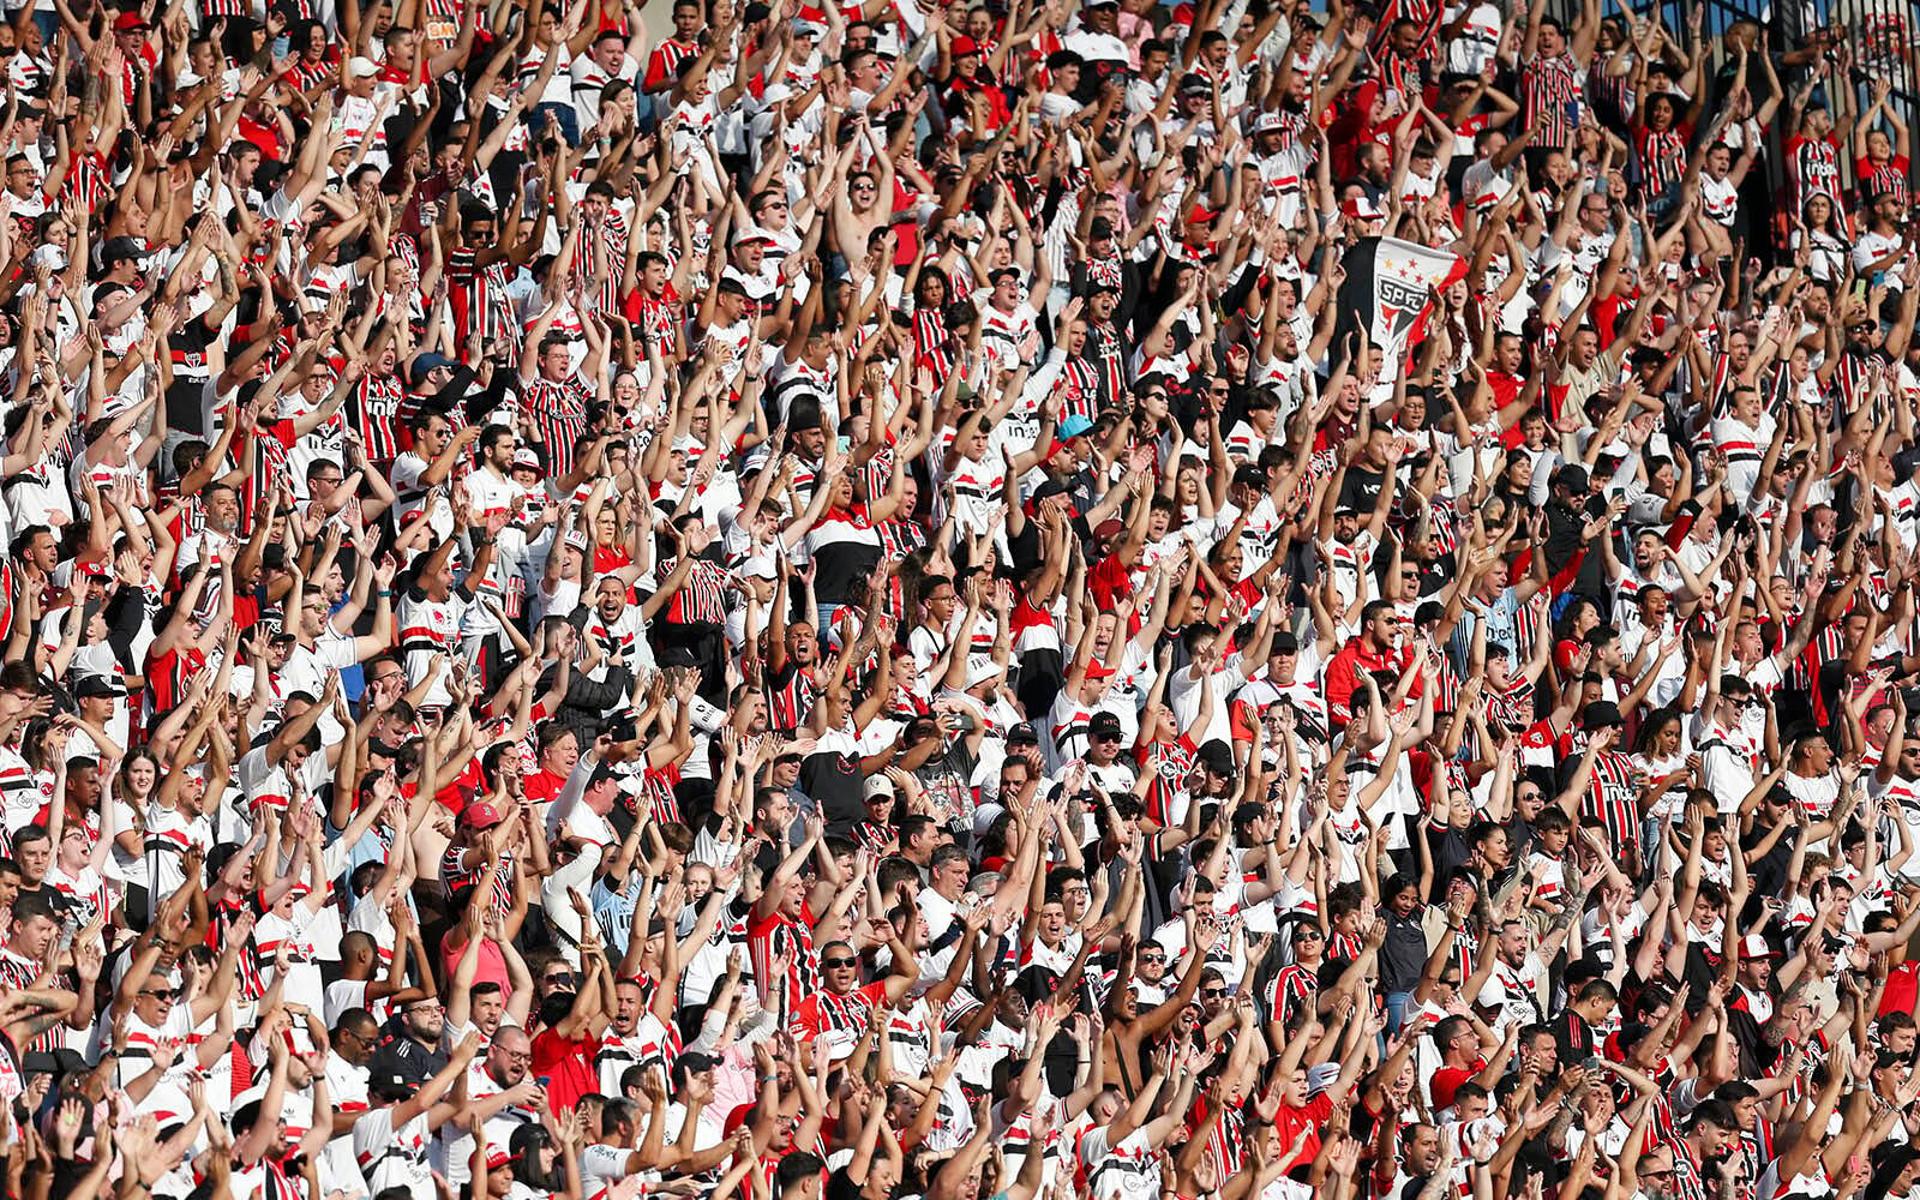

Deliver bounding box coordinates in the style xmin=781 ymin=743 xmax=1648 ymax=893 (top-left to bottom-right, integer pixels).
xmin=1031 ymin=478 xmax=1072 ymax=504
xmin=1197 ymin=740 xmax=1234 ymax=774
xmin=1089 ymin=711 xmax=1122 ymax=738
xmin=1582 ymin=700 xmax=1624 ymax=729
xmin=74 ymin=674 xmax=126 ymax=699
xmin=102 ymin=236 xmax=145 ymax=266
xmin=1272 ymin=630 xmax=1299 ymax=654
xmin=1556 ymin=463 xmax=1591 ymax=493
xmin=22 ymin=1048 xmax=86 ymax=1076
xmin=1007 ymin=722 xmax=1040 ymax=745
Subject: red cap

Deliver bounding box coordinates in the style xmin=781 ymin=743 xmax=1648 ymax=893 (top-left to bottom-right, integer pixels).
xmin=1084 ymin=659 xmax=1117 ymax=681
xmin=112 ymin=12 xmax=149 ymax=32
xmin=461 ymin=801 xmax=505 ymax=830
xmin=951 ymin=35 xmax=979 ymax=56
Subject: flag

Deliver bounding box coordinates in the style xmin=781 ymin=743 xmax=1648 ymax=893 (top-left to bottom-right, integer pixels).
xmin=1332 ymin=235 xmax=1468 ymax=371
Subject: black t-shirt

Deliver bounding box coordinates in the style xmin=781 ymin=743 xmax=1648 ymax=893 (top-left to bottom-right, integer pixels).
xmin=800 ymin=748 xmax=866 ymax=834
xmin=165 ymin=317 xmax=219 ymax=436
xmin=368 ymin=1030 xmax=449 ymax=1084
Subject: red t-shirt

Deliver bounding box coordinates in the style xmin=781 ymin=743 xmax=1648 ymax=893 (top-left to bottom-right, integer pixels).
xmin=530 ymin=1026 xmax=602 ymax=1113
xmin=1883 ymin=962 xmax=1920 ymax=1017
xmin=523 ymin=768 xmax=568 ymax=804
xmin=1430 ymin=1059 xmax=1486 ymax=1109
xmin=1272 ymin=1092 xmax=1334 ymax=1166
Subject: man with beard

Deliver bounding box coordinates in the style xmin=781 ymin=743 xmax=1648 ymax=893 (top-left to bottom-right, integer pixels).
xmin=435 ymin=1025 xmax=544 ymax=1187
xmin=370 ymin=993 xmax=452 ymax=1083
xmin=647 ymin=513 xmax=741 ymax=706
xmin=767 ymin=580 xmax=826 ymax=733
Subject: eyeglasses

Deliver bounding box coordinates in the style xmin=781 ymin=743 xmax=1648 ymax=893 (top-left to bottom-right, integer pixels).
xmin=500 ymin=1048 xmax=534 ymax=1063
xmin=823 ymin=956 xmax=859 ymax=969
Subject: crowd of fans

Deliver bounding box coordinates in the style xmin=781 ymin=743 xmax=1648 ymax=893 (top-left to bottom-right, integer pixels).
xmin=2 ymin=0 xmax=1920 ymax=1199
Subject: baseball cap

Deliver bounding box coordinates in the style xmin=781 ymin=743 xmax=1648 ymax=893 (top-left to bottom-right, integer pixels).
xmin=731 ymin=225 xmax=776 ymax=247
xmin=348 ymin=56 xmax=380 ymax=78
xmin=1058 ymin=414 xmax=1094 ymax=439
xmin=1089 ymin=711 xmax=1123 ymax=739
xmin=511 ymin=446 xmax=545 ymax=476
xmin=951 ymin=34 xmax=980 ymax=55
xmin=461 ymin=801 xmax=505 ymax=830
xmin=74 ymin=674 xmax=126 ymax=699
xmin=1581 ymin=700 xmax=1625 ymax=729
xmin=863 ymin=775 xmax=896 ymax=800
xmin=1007 ymin=722 xmax=1040 ymax=746
xmin=102 ymin=236 xmax=146 ymax=266
xmin=112 ymin=11 xmax=148 ymax=31
xmin=1340 ymin=194 xmax=1385 ymax=221
xmin=1271 ymin=630 xmax=1299 ymax=654
xmin=410 ymin=352 xmax=456 ymax=385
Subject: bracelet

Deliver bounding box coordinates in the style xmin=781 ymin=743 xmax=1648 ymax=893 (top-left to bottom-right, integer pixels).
xmin=378 ymin=589 xmax=393 ymax=597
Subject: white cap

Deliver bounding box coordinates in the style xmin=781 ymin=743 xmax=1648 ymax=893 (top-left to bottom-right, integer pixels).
xmin=348 ymin=56 xmax=380 ymax=79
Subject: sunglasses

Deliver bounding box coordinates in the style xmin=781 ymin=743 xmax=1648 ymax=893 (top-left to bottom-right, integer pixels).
xmin=1200 ymin=987 xmax=1228 ymax=998
xmin=822 ymin=956 xmax=859 ymax=969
